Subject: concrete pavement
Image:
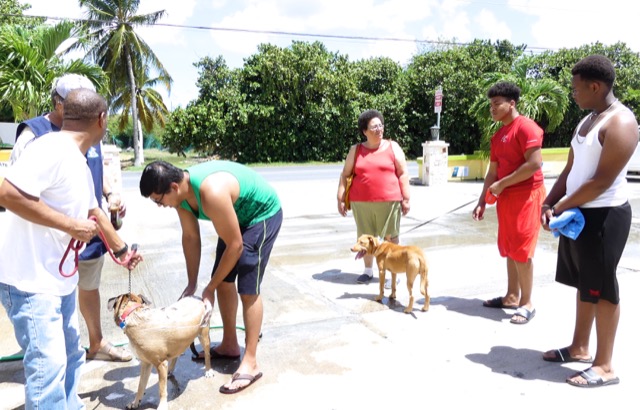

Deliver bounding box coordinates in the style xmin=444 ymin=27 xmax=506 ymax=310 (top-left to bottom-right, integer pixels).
xmin=1 ymin=168 xmax=640 ymax=409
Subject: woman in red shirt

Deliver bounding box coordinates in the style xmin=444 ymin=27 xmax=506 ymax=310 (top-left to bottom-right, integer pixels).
xmin=337 ymin=110 xmax=411 ymax=284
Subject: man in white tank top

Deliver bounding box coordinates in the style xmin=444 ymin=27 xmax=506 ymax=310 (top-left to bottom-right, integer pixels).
xmin=540 ymin=55 xmax=638 ymax=388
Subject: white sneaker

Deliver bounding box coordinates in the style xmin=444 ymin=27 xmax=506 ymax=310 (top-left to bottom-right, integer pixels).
xmin=384 ymin=277 xmax=400 ymax=289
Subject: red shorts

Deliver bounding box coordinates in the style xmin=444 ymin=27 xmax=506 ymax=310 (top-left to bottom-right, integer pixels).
xmin=496 ymin=184 xmax=545 ymax=263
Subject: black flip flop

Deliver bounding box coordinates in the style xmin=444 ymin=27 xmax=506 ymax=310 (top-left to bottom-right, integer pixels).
xmin=482 ymin=296 xmax=518 ymax=309
xmin=191 ymin=345 xmax=241 ymax=362
xmin=219 ymin=372 xmax=263 ymax=394
xmin=543 ymin=347 xmax=593 ymax=363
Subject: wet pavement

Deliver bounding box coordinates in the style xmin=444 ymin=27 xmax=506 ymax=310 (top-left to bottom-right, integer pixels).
xmin=1 ymin=166 xmax=640 ymax=409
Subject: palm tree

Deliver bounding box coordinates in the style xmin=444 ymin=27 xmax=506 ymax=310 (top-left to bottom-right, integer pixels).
xmin=0 ymin=21 xmax=107 ymax=121
xmin=110 ymin=55 xmax=170 ymax=141
xmin=79 ymin=0 xmax=171 ymax=166
xmin=469 ymin=56 xmax=569 ymax=153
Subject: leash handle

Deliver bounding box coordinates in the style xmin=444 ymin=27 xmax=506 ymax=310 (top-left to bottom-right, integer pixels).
xmin=59 ymin=239 xmax=84 ymax=277
xmin=59 ymin=216 xmax=139 ymax=277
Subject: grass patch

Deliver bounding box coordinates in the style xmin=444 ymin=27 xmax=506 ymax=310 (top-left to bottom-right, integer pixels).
xmin=119 ymin=149 xmax=211 ymax=171
xmin=119 ymin=148 xmax=341 ymax=170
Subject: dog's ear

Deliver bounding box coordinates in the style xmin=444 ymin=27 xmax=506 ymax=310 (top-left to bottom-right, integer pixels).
xmin=107 ymin=296 xmax=120 ymax=312
xmin=138 ymin=294 xmax=153 ymax=306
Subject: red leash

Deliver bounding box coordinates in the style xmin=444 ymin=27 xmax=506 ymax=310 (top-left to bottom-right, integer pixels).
xmin=59 ymin=215 xmax=138 ymax=277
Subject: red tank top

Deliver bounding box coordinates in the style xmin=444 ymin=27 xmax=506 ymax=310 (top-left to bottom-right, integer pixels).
xmin=348 ymin=141 xmax=402 ymax=202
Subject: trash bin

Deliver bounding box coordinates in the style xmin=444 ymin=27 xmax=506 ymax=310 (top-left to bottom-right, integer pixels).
xmin=430 ymin=126 xmax=440 ymax=141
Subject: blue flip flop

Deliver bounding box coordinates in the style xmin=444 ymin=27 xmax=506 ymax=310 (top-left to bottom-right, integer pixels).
xmin=567 ymin=367 xmax=620 ymax=388
xmin=510 ymin=307 xmax=535 ymax=324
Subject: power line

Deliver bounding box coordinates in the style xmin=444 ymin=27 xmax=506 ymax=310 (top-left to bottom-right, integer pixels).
xmin=2 ymin=13 xmax=555 ymax=53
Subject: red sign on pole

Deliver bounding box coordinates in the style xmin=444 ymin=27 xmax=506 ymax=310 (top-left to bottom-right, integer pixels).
xmin=434 ymin=87 xmax=443 ymax=113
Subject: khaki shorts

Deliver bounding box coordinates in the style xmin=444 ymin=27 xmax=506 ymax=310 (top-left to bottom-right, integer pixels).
xmin=351 ymin=201 xmax=401 ymax=239
xmin=78 ymin=256 xmax=105 ymax=291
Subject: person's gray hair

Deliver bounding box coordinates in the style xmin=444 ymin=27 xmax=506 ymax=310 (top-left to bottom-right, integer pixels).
xmin=63 ymin=89 xmax=107 ymax=122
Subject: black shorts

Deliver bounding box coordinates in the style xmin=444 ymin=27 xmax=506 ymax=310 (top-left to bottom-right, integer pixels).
xmin=212 ymin=208 xmax=282 ymax=295
xmin=556 ymin=202 xmax=631 ymax=304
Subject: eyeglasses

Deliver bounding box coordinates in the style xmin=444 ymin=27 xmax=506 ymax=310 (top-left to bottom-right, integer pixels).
xmin=368 ymin=124 xmax=384 ymax=131
xmin=151 ymin=192 xmax=166 ymax=205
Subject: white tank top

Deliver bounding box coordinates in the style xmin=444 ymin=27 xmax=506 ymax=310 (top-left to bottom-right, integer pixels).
xmin=566 ymin=106 xmax=628 ymax=207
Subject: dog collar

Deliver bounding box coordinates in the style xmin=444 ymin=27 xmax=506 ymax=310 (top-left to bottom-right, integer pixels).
xmin=117 ymin=303 xmax=143 ymax=329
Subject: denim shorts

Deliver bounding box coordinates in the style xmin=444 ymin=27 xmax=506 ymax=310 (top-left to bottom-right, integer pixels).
xmin=0 ymin=284 xmax=85 ymax=409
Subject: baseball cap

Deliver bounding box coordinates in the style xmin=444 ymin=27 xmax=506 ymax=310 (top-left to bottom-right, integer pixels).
xmin=53 ymin=74 xmax=96 ymax=99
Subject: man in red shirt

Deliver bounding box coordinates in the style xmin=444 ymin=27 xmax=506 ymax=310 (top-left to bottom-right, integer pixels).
xmin=472 ymin=81 xmax=545 ymax=324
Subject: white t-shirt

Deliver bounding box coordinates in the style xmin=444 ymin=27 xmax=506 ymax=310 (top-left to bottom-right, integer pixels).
xmin=9 ymin=127 xmax=37 ymax=165
xmin=567 ymin=107 xmax=629 ymax=208
xmin=0 ymin=132 xmax=98 ymax=296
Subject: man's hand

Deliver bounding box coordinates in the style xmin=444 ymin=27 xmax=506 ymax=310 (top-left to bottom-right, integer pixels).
xmin=541 ymin=207 xmax=553 ymax=231
xmin=121 ymin=246 xmax=143 ymax=270
xmin=68 ymin=218 xmax=99 ymax=242
xmin=472 ymin=204 xmax=485 ymax=221
xmin=179 ymin=283 xmax=197 ymax=300
xmin=488 ymin=180 xmax=504 ymax=196
xmin=108 ymin=193 xmax=127 ymax=219
xmin=202 ymin=285 xmax=216 ymax=310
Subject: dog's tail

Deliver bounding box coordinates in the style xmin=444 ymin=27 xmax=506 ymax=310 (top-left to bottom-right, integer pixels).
xmin=419 ymin=256 xmax=428 ymax=297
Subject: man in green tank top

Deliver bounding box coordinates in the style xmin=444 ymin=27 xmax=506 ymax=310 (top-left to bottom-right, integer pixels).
xmin=140 ymin=160 xmax=282 ymax=394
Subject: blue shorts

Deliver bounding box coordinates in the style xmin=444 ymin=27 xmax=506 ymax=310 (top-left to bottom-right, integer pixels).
xmin=212 ymin=208 xmax=282 ymax=295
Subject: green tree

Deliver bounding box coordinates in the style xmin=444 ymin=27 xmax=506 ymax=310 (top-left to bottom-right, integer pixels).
xmin=0 ymin=21 xmax=106 ymax=121
xmin=110 ymin=55 xmax=170 ymax=137
xmin=0 ymin=0 xmax=38 ymax=26
xmin=164 ymin=56 xmax=238 ymax=157
xmin=352 ymin=57 xmax=409 ymax=149
xmin=529 ymin=42 xmax=640 ymax=146
xmin=166 ymin=43 xmax=361 ymax=163
xmin=404 ymin=39 xmax=525 ymax=156
xmin=233 ymin=41 xmax=358 ymax=162
xmin=79 ymin=0 xmax=171 ymax=166
xmin=468 ymin=56 xmax=569 ymax=152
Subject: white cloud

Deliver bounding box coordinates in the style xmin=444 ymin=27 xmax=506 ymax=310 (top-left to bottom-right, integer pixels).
xmin=440 ymin=12 xmax=471 ymax=43
xmin=208 ymin=0 xmax=437 ymax=66
xmin=474 ymin=10 xmax=512 ymax=43
xmin=24 ymin=0 xmax=83 ymax=19
xmin=506 ymin=0 xmax=640 ymax=51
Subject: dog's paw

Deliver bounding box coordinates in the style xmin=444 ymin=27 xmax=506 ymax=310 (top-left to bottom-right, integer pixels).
xmin=126 ymin=400 xmax=141 ymax=410
xmin=375 ymin=295 xmax=384 ymax=302
xmin=403 ymin=307 xmax=412 ymax=314
xmin=205 ymin=368 xmax=215 ymax=378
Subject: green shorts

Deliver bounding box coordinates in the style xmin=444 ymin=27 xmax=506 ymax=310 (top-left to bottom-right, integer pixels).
xmin=351 ymin=201 xmax=401 ymax=239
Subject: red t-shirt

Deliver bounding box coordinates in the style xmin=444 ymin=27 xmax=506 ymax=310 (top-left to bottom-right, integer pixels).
xmin=348 ymin=141 xmax=402 ymax=202
xmin=490 ymin=115 xmax=544 ymax=192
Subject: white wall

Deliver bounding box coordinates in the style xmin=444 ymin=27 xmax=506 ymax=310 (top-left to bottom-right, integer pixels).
xmin=0 ymin=123 xmax=18 ymax=145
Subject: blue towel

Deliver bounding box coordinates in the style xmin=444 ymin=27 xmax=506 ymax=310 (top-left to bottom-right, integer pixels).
xmin=549 ymin=208 xmax=585 ymax=240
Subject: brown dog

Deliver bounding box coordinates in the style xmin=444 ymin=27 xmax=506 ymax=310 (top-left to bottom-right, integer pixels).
xmin=107 ymin=293 xmax=213 ymax=410
xmin=351 ymin=235 xmax=430 ymax=313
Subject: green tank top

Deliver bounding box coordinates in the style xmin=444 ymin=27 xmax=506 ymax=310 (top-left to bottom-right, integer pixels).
xmin=180 ymin=161 xmax=281 ymax=227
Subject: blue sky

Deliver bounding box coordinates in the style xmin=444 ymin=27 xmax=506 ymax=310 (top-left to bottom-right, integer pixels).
xmin=23 ymin=0 xmax=640 ymax=109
